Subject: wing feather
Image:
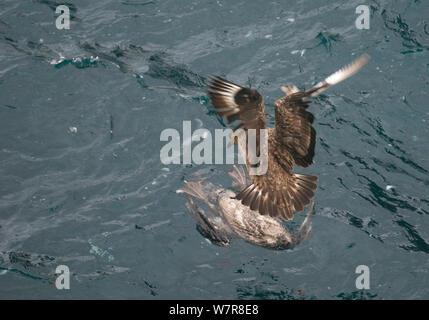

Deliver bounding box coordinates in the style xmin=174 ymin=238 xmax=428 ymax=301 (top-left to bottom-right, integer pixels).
xmin=207 ymin=54 xmax=369 ymax=220
xmin=273 ymin=54 xmax=370 ymax=168
xmin=208 ymin=76 xmax=266 ymax=131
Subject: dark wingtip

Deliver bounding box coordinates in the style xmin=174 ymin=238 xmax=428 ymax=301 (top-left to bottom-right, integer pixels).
xmin=207 ymin=74 xmax=218 ymax=90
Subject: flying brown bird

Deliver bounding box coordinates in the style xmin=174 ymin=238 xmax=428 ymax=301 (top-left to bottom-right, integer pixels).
xmin=208 ymin=54 xmax=370 ymax=220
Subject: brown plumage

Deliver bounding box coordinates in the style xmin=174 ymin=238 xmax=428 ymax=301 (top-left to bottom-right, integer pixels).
xmin=208 ymin=54 xmax=370 ymax=220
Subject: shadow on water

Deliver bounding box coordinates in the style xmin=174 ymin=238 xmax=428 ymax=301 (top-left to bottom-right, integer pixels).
xmin=0 ymin=251 xmax=55 ymax=283
xmin=318 ymin=207 xmax=383 ymax=243
xmin=2 ymin=32 xmax=208 ymax=93
xmin=395 ymin=219 xmax=429 ymax=253
xmin=380 ymin=9 xmax=429 ymax=54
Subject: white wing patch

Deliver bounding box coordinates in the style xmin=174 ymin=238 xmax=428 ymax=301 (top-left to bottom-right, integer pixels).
xmin=309 ymin=54 xmax=370 ymax=97
xmin=325 ymin=53 xmax=370 ymax=86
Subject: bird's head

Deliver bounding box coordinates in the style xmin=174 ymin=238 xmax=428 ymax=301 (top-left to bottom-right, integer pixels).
xmin=234 ymin=88 xmax=261 ymax=105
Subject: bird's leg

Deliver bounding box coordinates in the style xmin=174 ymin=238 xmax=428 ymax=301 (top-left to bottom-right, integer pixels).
xmin=280 ymin=84 xmax=300 ymax=96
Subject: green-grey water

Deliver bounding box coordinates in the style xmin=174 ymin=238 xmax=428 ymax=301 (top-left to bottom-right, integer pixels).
xmin=0 ymin=0 xmax=428 ymax=299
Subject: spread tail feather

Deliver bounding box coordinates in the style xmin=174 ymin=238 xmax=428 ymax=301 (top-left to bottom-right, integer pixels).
xmin=236 ymin=174 xmax=318 ymax=220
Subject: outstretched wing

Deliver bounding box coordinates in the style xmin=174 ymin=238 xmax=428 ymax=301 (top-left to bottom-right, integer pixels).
xmin=274 ymin=53 xmax=371 ymax=168
xmin=273 ymin=92 xmax=316 ymax=168
xmin=237 ymin=54 xmax=370 ymax=220
xmin=207 ymin=76 xmax=266 ymax=131
xmin=207 ymin=54 xmax=370 ymax=220
xmin=207 ymin=76 xmax=316 ymax=219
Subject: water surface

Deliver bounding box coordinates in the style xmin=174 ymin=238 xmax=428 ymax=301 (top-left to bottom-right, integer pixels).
xmin=0 ymin=0 xmax=428 ymax=299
